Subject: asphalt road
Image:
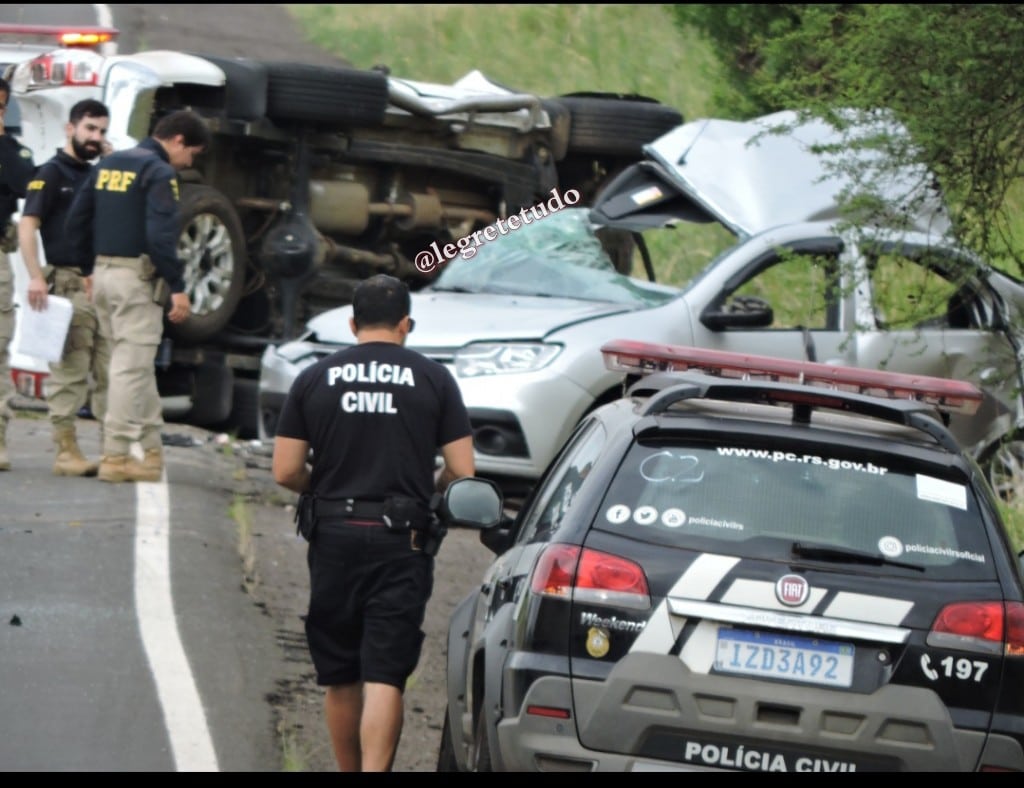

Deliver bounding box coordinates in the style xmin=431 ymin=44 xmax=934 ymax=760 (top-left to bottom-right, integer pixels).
xmin=0 ymin=5 xmax=504 ymax=772
xmin=0 ymin=4 xmax=347 ymax=65
xmin=0 ymin=407 xmax=282 ymax=771
xmin=0 ymin=3 xmax=349 ymax=772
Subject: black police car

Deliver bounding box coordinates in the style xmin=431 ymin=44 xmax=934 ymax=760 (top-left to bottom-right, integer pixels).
xmin=439 ymin=340 xmax=1024 ymax=772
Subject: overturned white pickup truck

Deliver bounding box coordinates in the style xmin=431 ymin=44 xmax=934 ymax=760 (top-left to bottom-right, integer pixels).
xmin=7 ymin=42 xmax=681 ymax=435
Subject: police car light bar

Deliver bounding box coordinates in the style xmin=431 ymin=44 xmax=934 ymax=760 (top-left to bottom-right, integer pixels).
xmin=601 ymin=339 xmax=984 ymax=416
xmin=0 ymin=23 xmax=119 ymax=47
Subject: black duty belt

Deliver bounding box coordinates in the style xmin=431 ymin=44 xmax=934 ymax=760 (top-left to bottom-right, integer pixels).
xmin=50 ymin=265 xmax=86 ymax=275
xmin=315 ymin=498 xmax=386 ymax=520
xmin=94 ymin=254 xmax=144 ymax=269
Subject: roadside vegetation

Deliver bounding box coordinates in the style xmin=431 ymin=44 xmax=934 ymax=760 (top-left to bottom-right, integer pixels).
xmin=287 ymin=4 xmax=1024 ymax=546
xmin=288 ymin=4 xmax=726 ymax=119
xmin=675 ymin=5 xmax=1024 ymax=276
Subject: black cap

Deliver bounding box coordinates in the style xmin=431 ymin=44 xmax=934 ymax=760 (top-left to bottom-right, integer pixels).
xmin=352 ymin=274 xmax=411 ymax=329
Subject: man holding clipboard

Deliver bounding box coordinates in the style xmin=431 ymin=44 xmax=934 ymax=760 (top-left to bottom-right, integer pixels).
xmin=18 ymin=99 xmax=112 ymax=477
xmin=0 ymin=76 xmax=36 ymax=472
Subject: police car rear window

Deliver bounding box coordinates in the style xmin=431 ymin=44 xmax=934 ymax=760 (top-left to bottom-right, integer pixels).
xmin=594 ymin=439 xmax=996 ymax=580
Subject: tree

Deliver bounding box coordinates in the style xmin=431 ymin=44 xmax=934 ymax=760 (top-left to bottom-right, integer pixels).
xmin=674 ymin=4 xmax=1024 ymax=275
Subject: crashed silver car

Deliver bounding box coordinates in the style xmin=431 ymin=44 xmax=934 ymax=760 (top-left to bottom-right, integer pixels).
xmin=259 ymin=110 xmax=1024 ymax=502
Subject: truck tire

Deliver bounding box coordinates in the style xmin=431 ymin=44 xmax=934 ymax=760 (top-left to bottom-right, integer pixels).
xmin=264 ymin=62 xmax=389 ymax=128
xmin=436 ymin=707 xmax=459 ymax=772
xmin=983 ymin=433 xmax=1024 ymax=507
xmin=215 ymin=377 xmax=260 ymax=439
xmin=190 ymin=53 xmax=268 ymax=120
xmin=185 ymin=361 xmax=234 ymax=427
xmin=469 ymin=711 xmax=493 ymax=772
xmin=170 ymin=184 xmax=248 ymax=345
xmin=540 ymin=98 xmax=571 ymax=162
xmin=556 ymin=93 xmax=683 ymax=157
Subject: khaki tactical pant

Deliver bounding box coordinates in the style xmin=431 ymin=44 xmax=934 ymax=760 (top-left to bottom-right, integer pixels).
xmin=93 ymin=257 xmax=165 ymax=456
xmin=0 ymin=251 xmax=13 ymax=425
xmin=47 ymin=267 xmax=111 ymax=431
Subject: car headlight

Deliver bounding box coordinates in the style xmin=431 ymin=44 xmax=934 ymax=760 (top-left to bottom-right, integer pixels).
xmin=454 ymin=343 xmax=562 ymax=377
xmin=275 ymin=340 xmax=347 ymax=366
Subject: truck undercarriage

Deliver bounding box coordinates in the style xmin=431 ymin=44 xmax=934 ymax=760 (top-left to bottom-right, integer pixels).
xmin=7 ymin=45 xmax=682 ymax=436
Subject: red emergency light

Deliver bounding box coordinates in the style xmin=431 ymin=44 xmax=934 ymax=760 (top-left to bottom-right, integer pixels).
xmin=0 ymin=24 xmax=119 ymax=48
xmin=600 ymin=339 xmax=984 ymax=416
xmin=26 ymin=50 xmax=104 ymax=87
xmin=0 ymin=23 xmax=118 ymax=88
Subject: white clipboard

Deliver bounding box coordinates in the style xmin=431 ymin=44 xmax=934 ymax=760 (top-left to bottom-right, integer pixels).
xmin=13 ymin=294 xmax=73 ymax=363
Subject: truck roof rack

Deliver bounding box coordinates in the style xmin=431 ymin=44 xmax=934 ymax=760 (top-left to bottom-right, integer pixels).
xmin=600 ymin=339 xmax=984 ymax=451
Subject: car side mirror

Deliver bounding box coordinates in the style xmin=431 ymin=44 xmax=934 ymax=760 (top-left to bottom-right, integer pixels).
xmin=438 ymin=477 xmax=504 ymax=530
xmin=701 ymin=295 xmax=774 ymax=330
xmin=480 ymin=514 xmax=516 ymax=556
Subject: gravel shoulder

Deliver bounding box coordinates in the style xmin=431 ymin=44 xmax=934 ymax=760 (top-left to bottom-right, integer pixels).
xmin=226 ymin=439 xmax=498 ymax=772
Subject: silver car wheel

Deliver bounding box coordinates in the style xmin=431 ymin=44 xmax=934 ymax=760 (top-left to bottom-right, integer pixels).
xmin=178 ymin=211 xmax=236 ymax=317
xmin=987 ymin=438 xmax=1024 ymax=505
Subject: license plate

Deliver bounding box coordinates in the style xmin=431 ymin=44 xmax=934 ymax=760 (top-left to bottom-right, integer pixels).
xmin=714 ymin=628 xmax=854 ymax=687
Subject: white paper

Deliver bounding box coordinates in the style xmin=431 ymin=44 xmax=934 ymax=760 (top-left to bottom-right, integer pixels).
xmin=13 ymin=295 xmax=73 ymax=364
xmin=916 ymin=473 xmax=967 ymax=511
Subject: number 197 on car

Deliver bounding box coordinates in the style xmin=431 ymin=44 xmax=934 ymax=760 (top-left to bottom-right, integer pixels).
xmin=714 ymin=629 xmax=854 ymax=688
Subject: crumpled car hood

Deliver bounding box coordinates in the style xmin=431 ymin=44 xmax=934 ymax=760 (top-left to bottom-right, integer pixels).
xmin=305 ymin=290 xmax=631 ymax=347
xmin=591 ymin=109 xmax=952 ymax=238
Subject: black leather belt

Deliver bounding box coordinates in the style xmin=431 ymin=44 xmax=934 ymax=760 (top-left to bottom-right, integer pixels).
xmin=315 ymin=498 xmax=386 ymax=520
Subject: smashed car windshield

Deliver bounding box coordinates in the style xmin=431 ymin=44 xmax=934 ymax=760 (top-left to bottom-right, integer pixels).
xmin=430 ymin=208 xmax=677 ymax=306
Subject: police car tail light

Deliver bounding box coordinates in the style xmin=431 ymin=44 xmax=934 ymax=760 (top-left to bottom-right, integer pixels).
xmin=27 ymin=50 xmax=103 ymax=88
xmin=601 ymin=339 xmax=983 ymax=416
xmin=930 ymin=601 xmax=1024 ymax=655
xmin=530 ymin=544 xmax=651 ymax=610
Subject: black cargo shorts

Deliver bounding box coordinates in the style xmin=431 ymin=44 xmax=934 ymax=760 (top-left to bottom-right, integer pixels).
xmin=304 ymin=518 xmax=434 ymax=690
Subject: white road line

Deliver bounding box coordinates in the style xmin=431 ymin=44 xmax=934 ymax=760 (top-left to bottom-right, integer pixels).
xmin=89 ymin=2 xmax=213 ymax=768
xmin=135 ymin=477 xmax=219 ymax=772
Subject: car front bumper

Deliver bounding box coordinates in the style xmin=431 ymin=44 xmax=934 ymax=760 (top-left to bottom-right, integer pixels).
xmin=259 ymin=343 xmax=593 ymax=480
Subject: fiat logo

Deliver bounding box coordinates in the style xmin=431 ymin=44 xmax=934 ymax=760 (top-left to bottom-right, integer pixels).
xmin=776 ymin=574 xmax=809 ymax=606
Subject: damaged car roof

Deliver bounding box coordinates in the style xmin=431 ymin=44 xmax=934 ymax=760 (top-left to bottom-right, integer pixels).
xmin=591 ymin=109 xmax=952 ymax=238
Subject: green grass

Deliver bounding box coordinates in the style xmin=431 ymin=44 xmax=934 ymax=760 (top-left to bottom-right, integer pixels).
xmin=287 ymin=3 xmax=738 ymax=284
xmin=1001 ymin=503 xmax=1024 ymax=554
xmin=12 ymin=408 xmax=46 ymax=420
xmin=288 ymin=4 xmax=725 ymax=114
xmin=278 ymin=722 xmax=310 ymax=772
xmin=229 ymin=493 xmax=258 ymax=594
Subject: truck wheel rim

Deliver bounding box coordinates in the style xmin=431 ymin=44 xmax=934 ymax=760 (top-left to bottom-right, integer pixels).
xmin=178 ymin=212 xmax=236 ymax=317
xmin=989 ymin=439 xmax=1024 ymax=506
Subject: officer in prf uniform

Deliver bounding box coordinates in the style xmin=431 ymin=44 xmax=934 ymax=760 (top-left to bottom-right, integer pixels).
xmin=19 ymin=99 xmax=113 ymax=477
xmin=0 ymin=76 xmax=36 ymax=472
xmin=65 ymin=110 xmax=210 ymax=483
